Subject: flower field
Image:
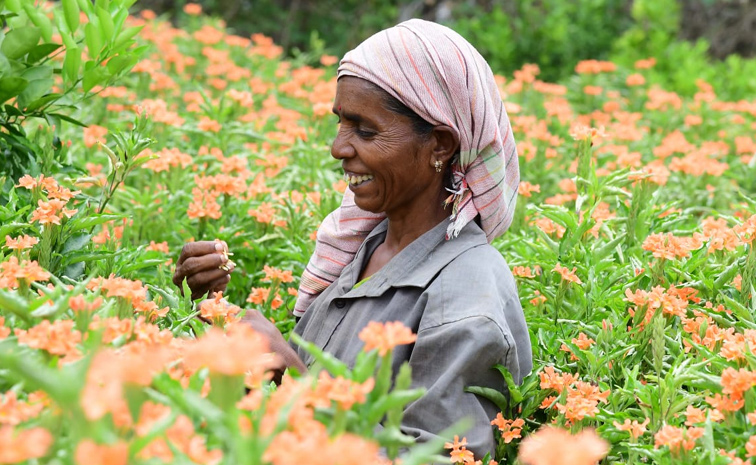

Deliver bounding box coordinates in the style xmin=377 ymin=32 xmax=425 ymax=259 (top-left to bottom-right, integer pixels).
xmin=1 ymin=1 xmax=756 ymax=464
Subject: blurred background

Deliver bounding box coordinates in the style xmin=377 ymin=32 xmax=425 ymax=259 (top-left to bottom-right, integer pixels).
xmin=134 ymin=0 xmax=756 ymax=99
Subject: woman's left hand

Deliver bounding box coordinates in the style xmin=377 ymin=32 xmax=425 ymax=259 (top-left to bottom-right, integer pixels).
xmin=240 ymin=310 xmax=308 ymax=382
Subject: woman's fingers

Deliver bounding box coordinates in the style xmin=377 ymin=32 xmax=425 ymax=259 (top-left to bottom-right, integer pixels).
xmin=177 ymin=241 xmax=222 ymax=264
xmin=207 ymin=274 xmax=231 ymax=297
xmin=181 ymin=253 xmax=227 ymax=275
xmin=186 ymin=268 xmax=232 ymax=299
xmin=173 ymin=240 xmax=232 ymax=296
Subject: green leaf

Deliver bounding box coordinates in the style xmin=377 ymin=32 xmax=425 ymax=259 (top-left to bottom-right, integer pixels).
xmin=82 ymin=65 xmax=108 ymax=92
xmin=95 ymin=7 xmax=115 ymax=44
xmin=0 ymin=53 xmax=10 ymax=78
xmin=5 ymin=0 xmax=21 ymax=12
xmin=62 ymin=0 xmax=81 ymax=34
xmin=61 ymin=233 xmax=91 ymax=254
xmin=67 ymin=213 xmax=122 ymax=232
xmin=111 ymin=25 xmax=142 ymax=52
xmin=0 ymin=76 xmax=28 ymax=104
xmin=26 ymin=43 xmax=62 ymax=64
xmin=106 ymin=54 xmax=136 ymax=76
xmin=0 ymin=222 xmax=28 ymax=238
xmin=63 ymin=46 xmax=82 ymax=85
xmin=118 ymin=258 xmax=170 ymax=275
xmin=464 ymin=386 xmax=509 ymax=412
xmin=47 ymin=112 xmax=87 ymax=127
xmin=84 ymin=21 xmax=103 ymax=58
xmin=493 ymin=364 xmax=523 ymax=403
xmin=76 ymin=0 xmax=93 ymax=15
xmin=1 ymin=27 xmax=41 ymax=60
xmin=23 ymin=93 xmax=60 ymax=113
xmin=290 ymin=332 xmax=348 ymax=377
xmin=21 ymin=5 xmax=52 ymax=43
xmin=0 ymin=288 xmax=32 ymax=323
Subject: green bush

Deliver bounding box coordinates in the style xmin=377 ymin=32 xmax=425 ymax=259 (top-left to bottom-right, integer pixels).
xmin=447 ymin=0 xmax=633 ymax=82
xmin=0 ymin=0 xmax=144 ymax=185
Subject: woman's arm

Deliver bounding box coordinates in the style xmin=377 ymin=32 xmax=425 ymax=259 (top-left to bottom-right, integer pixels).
xmin=402 ymin=311 xmax=520 ymax=458
xmin=240 ymin=310 xmax=308 ymax=384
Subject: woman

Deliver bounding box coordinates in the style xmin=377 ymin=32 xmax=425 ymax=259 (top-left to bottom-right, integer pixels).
xmin=174 ymin=19 xmax=531 ymax=457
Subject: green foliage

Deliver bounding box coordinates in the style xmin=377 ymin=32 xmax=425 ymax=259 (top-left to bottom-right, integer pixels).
xmin=0 ymin=0 xmax=144 ymax=183
xmin=448 ymin=0 xmax=633 ymax=82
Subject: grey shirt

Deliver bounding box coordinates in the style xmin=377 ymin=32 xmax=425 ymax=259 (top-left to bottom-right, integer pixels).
xmin=292 ymin=218 xmax=532 ymax=457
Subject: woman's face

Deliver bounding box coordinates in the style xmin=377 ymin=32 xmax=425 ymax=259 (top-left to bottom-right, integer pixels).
xmin=331 ymin=77 xmax=441 ymax=217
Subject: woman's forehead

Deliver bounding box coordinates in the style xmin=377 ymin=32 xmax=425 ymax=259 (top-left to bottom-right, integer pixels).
xmin=335 ymin=77 xmax=387 ymax=104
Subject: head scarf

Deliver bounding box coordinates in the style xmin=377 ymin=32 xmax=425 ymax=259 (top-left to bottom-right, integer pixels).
xmin=294 ymin=19 xmax=519 ymax=316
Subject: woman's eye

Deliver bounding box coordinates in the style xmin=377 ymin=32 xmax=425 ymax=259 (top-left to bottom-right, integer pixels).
xmin=355 ymin=128 xmax=375 ymax=138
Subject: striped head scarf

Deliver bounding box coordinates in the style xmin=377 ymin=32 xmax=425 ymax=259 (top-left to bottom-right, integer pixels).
xmin=294 ymin=19 xmax=519 ymax=316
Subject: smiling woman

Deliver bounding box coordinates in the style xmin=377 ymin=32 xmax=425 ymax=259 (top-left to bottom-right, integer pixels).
xmin=174 ymin=18 xmax=531 ymax=458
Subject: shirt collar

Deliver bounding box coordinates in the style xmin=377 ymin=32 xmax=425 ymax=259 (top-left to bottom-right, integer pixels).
xmin=336 ymin=217 xmax=488 ymax=298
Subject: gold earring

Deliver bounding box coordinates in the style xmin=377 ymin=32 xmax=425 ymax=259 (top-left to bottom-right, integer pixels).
xmin=434 ymin=160 xmax=443 ymax=173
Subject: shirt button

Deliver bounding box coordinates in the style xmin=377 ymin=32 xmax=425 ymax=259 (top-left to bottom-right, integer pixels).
xmin=334 ymin=299 xmax=346 ymax=309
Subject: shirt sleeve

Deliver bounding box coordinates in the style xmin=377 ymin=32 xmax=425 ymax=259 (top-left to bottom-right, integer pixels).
xmin=401 ymin=311 xmax=519 ymax=459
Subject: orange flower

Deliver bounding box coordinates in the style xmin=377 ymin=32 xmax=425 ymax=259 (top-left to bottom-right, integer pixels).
xmin=747 ymin=436 xmax=756 ymax=458
xmin=733 ymin=214 xmax=756 ymax=244
xmin=613 ymin=418 xmax=649 ymax=440
xmin=654 ymin=425 xmax=704 ymax=453
xmin=533 ymin=217 xmax=565 ymax=238
xmin=512 ymin=266 xmax=537 ymax=278
xmin=518 ymin=181 xmax=541 ymax=197
xmin=15 ymin=320 xmax=81 ymax=359
xmin=583 ymin=85 xmax=603 ymax=96
xmin=83 ymin=124 xmax=108 ymax=148
xmin=248 ymin=202 xmax=277 ymax=224
xmin=571 ymin=332 xmax=595 ymax=350
xmin=553 ymin=263 xmax=582 ymax=284
xmin=634 ymin=57 xmax=657 ymax=69
xmin=570 ymin=124 xmax=607 ymax=142
xmin=444 ymin=435 xmax=475 ymax=464
xmin=4 ymin=235 xmax=39 ymax=250
xmin=183 ymin=324 xmax=276 ymax=377
xmin=626 ymin=73 xmax=646 ymax=86
xmin=538 ymin=366 xmax=578 ymax=393
xmin=187 ymin=188 xmax=222 ymax=220
xmin=319 ymin=55 xmax=339 ymax=66
xmin=642 ymin=232 xmax=704 ymax=260
xmin=0 ymin=256 xmax=51 ymax=289
xmin=200 ymin=292 xmax=241 ymax=325
xmin=684 ymin=405 xmax=706 ymax=425
xmin=358 ymin=321 xmax=417 ymax=356
xmin=29 ymin=199 xmax=77 ymax=225
xmin=262 ymin=265 xmax=294 ymax=283
xmin=555 ymin=381 xmax=610 ymax=424
xmin=0 ymin=391 xmax=46 ymax=426
xmin=529 ymin=290 xmax=546 ymax=306
xmin=307 ymin=371 xmax=375 ymax=410
xmin=183 ymin=3 xmax=202 ymax=14
xmin=74 ymin=440 xmax=128 ymax=465
xmin=0 ymin=425 xmax=53 ymax=463
xmin=198 ymin=117 xmax=221 ymax=133
xmin=491 ymin=413 xmax=525 ymax=443
xmin=246 ymin=287 xmax=283 ymax=309
xmin=518 ymin=426 xmax=609 ymax=465
xmin=146 ymin=241 xmax=170 ymax=253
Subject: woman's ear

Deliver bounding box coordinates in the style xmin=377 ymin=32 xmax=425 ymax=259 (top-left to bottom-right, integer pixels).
xmin=430 ymin=125 xmax=460 ymax=165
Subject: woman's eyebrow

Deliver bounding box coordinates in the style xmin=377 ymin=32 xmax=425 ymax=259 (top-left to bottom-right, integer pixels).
xmin=331 ymin=108 xmax=364 ymax=123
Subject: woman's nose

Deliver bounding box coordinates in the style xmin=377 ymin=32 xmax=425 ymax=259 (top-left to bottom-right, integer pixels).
xmin=330 ymin=129 xmax=354 ymax=160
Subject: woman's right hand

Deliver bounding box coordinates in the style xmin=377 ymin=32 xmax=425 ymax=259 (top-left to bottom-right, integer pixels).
xmin=173 ymin=241 xmax=234 ymax=300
